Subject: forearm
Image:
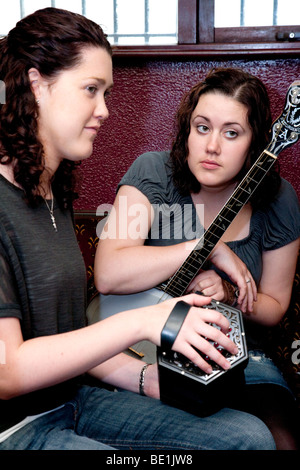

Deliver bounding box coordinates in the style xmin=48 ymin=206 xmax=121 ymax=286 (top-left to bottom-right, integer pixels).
xmin=95 ymin=239 xmax=199 ymax=294
xmin=1 ymin=311 xmax=144 ymax=399
xmin=90 ymin=353 xmax=145 ymax=393
xmin=243 ymin=292 xmax=286 ymax=327
xmin=1 ymin=293 xmax=239 ymax=401
xmin=243 ymin=241 xmax=299 ymax=327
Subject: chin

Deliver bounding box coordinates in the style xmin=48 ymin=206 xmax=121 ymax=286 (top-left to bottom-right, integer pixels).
xmin=63 ymin=150 xmax=93 ymax=163
xmin=76 ymin=146 xmax=94 ymax=161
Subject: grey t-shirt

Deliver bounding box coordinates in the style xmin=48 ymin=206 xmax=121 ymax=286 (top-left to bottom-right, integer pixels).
xmin=0 ymin=174 xmax=87 ymax=431
xmin=119 ymin=151 xmax=300 ymax=285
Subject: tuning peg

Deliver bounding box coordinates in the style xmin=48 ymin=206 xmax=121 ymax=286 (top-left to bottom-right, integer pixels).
xmin=289 ymin=132 xmax=298 ymax=140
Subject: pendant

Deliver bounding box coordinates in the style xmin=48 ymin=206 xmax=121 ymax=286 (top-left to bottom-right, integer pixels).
xmin=43 ymin=195 xmax=58 ymax=232
xmin=50 ymin=212 xmax=58 ymax=232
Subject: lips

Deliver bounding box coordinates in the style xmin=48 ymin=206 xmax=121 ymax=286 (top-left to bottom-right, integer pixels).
xmin=85 ymin=126 xmax=100 ymax=135
xmin=201 ymin=160 xmax=221 ymax=169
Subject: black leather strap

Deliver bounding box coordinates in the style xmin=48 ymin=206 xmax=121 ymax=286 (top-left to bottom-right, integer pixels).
xmin=161 ymin=301 xmax=191 ymax=350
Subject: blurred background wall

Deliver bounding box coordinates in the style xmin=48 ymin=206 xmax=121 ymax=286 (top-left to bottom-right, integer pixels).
xmin=74 ymin=56 xmax=300 ymax=210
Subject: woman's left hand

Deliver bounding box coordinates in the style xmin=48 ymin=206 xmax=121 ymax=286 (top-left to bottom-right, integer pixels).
xmin=208 ymin=241 xmax=257 ymax=312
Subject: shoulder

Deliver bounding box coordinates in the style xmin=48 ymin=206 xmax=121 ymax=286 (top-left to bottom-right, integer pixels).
xmin=125 ymin=151 xmax=171 ymax=177
xmin=118 ymin=151 xmax=179 ymax=205
xmin=272 ymin=178 xmax=299 ymax=204
xmin=261 ymin=178 xmax=300 ymax=250
xmin=267 ymin=178 xmax=300 ymax=220
xmin=119 ymin=151 xmax=172 ymax=189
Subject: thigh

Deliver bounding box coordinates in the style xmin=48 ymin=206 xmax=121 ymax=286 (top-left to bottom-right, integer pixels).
xmin=75 ymin=386 xmax=275 ymax=450
xmin=242 ymin=351 xmax=299 ymax=449
xmin=245 ymin=351 xmax=292 ymax=391
xmin=0 ymin=402 xmax=115 ymax=450
xmin=39 ymin=429 xmax=115 ymax=450
xmin=238 ymin=384 xmax=299 ymax=450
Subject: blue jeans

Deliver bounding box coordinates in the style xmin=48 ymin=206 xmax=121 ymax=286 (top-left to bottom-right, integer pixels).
xmin=0 ymin=385 xmax=275 ymax=450
xmin=245 ymin=350 xmax=292 ymax=391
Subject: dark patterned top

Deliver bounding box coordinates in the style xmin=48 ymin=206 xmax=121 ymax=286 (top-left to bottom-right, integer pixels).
xmin=0 ymin=174 xmax=87 ymax=432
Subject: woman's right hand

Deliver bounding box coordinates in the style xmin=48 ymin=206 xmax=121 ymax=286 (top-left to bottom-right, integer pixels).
xmin=147 ymin=293 xmax=238 ymax=376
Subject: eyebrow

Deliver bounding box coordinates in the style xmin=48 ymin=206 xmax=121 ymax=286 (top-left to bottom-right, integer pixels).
xmin=192 ymin=114 xmax=245 ymax=129
xmin=87 ymin=77 xmax=114 ymax=90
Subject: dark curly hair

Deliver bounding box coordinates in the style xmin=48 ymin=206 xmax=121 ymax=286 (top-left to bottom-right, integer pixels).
xmin=0 ymin=7 xmax=112 ymax=208
xmin=170 ymin=67 xmax=281 ymax=210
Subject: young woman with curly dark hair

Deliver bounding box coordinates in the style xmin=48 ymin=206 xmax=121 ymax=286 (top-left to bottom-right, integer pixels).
xmin=0 ymin=8 xmax=277 ymax=451
xmin=0 ymin=7 xmax=112 ymax=208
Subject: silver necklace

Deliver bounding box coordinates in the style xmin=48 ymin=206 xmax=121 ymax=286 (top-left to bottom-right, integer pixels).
xmin=43 ymin=195 xmax=58 ymax=232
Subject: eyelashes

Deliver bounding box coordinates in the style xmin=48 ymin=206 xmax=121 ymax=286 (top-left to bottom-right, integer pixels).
xmin=196 ymin=124 xmax=238 ymax=139
xmin=85 ymin=86 xmax=112 ymax=101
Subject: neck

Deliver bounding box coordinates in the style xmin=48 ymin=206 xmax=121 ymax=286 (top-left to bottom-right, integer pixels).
xmin=193 ymin=181 xmax=237 ymax=211
xmin=39 ymin=184 xmax=53 ymax=200
xmin=38 ymin=166 xmax=56 ymax=199
xmin=0 ymin=162 xmax=19 ymax=186
xmin=0 ymin=160 xmax=55 ymax=199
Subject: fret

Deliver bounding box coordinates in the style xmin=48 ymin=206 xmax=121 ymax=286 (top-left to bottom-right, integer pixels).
xmin=182 ymin=267 xmax=196 ymax=278
xmin=205 ymin=218 xmax=233 ymax=242
xmin=240 ymin=186 xmax=254 ymax=196
xmin=233 ymin=189 xmax=253 ymax=206
xmin=164 ymin=279 xmax=186 ymax=297
xmin=203 ymin=231 xmax=223 ymax=245
xmin=175 ymin=268 xmax=196 ymax=284
xmin=211 ymin=216 xmax=230 ymax=232
xmin=252 ymin=164 xmax=268 ymax=176
xmin=227 ymin=197 xmax=243 ymax=211
xmin=223 ymin=205 xmax=239 ymax=217
xmin=175 ymin=258 xmax=204 ymax=279
xmin=244 ymin=175 xmax=260 ymax=185
xmin=217 ymin=214 xmax=232 ymax=225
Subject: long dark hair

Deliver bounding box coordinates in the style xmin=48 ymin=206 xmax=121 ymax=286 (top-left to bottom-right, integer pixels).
xmin=0 ymin=7 xmax=112 ymax=208
xmin=170 ymin=67 xmax=281 ymax=209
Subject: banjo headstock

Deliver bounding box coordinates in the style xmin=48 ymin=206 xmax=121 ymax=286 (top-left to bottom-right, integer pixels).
xmin=268 ymin=81 xmax=300 ymax=156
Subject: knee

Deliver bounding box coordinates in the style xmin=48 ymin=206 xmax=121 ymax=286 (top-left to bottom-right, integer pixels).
xmin=237 ymin=414 xmax=276 ymax=450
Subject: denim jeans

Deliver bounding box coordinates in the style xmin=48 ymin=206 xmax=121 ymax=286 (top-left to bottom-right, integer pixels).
xmin=245 ymin=350 xmax=292 ymax=391
xmin=0 ymin=385 xmax=275 ymax=450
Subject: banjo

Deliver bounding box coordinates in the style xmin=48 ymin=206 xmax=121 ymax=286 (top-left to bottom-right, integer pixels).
xmin=87 ymin=81 xmax=300 ymax=413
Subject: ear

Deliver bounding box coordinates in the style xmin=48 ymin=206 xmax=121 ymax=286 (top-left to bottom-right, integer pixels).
xmin=28 ymin=68 xmax=43 ymax=102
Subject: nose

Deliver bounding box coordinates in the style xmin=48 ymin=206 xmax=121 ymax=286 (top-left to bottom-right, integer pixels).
xmin=95 ymin=95 xmax=109 ymax=122
xmin=206 ymin=131 xmax=221 ymax=154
